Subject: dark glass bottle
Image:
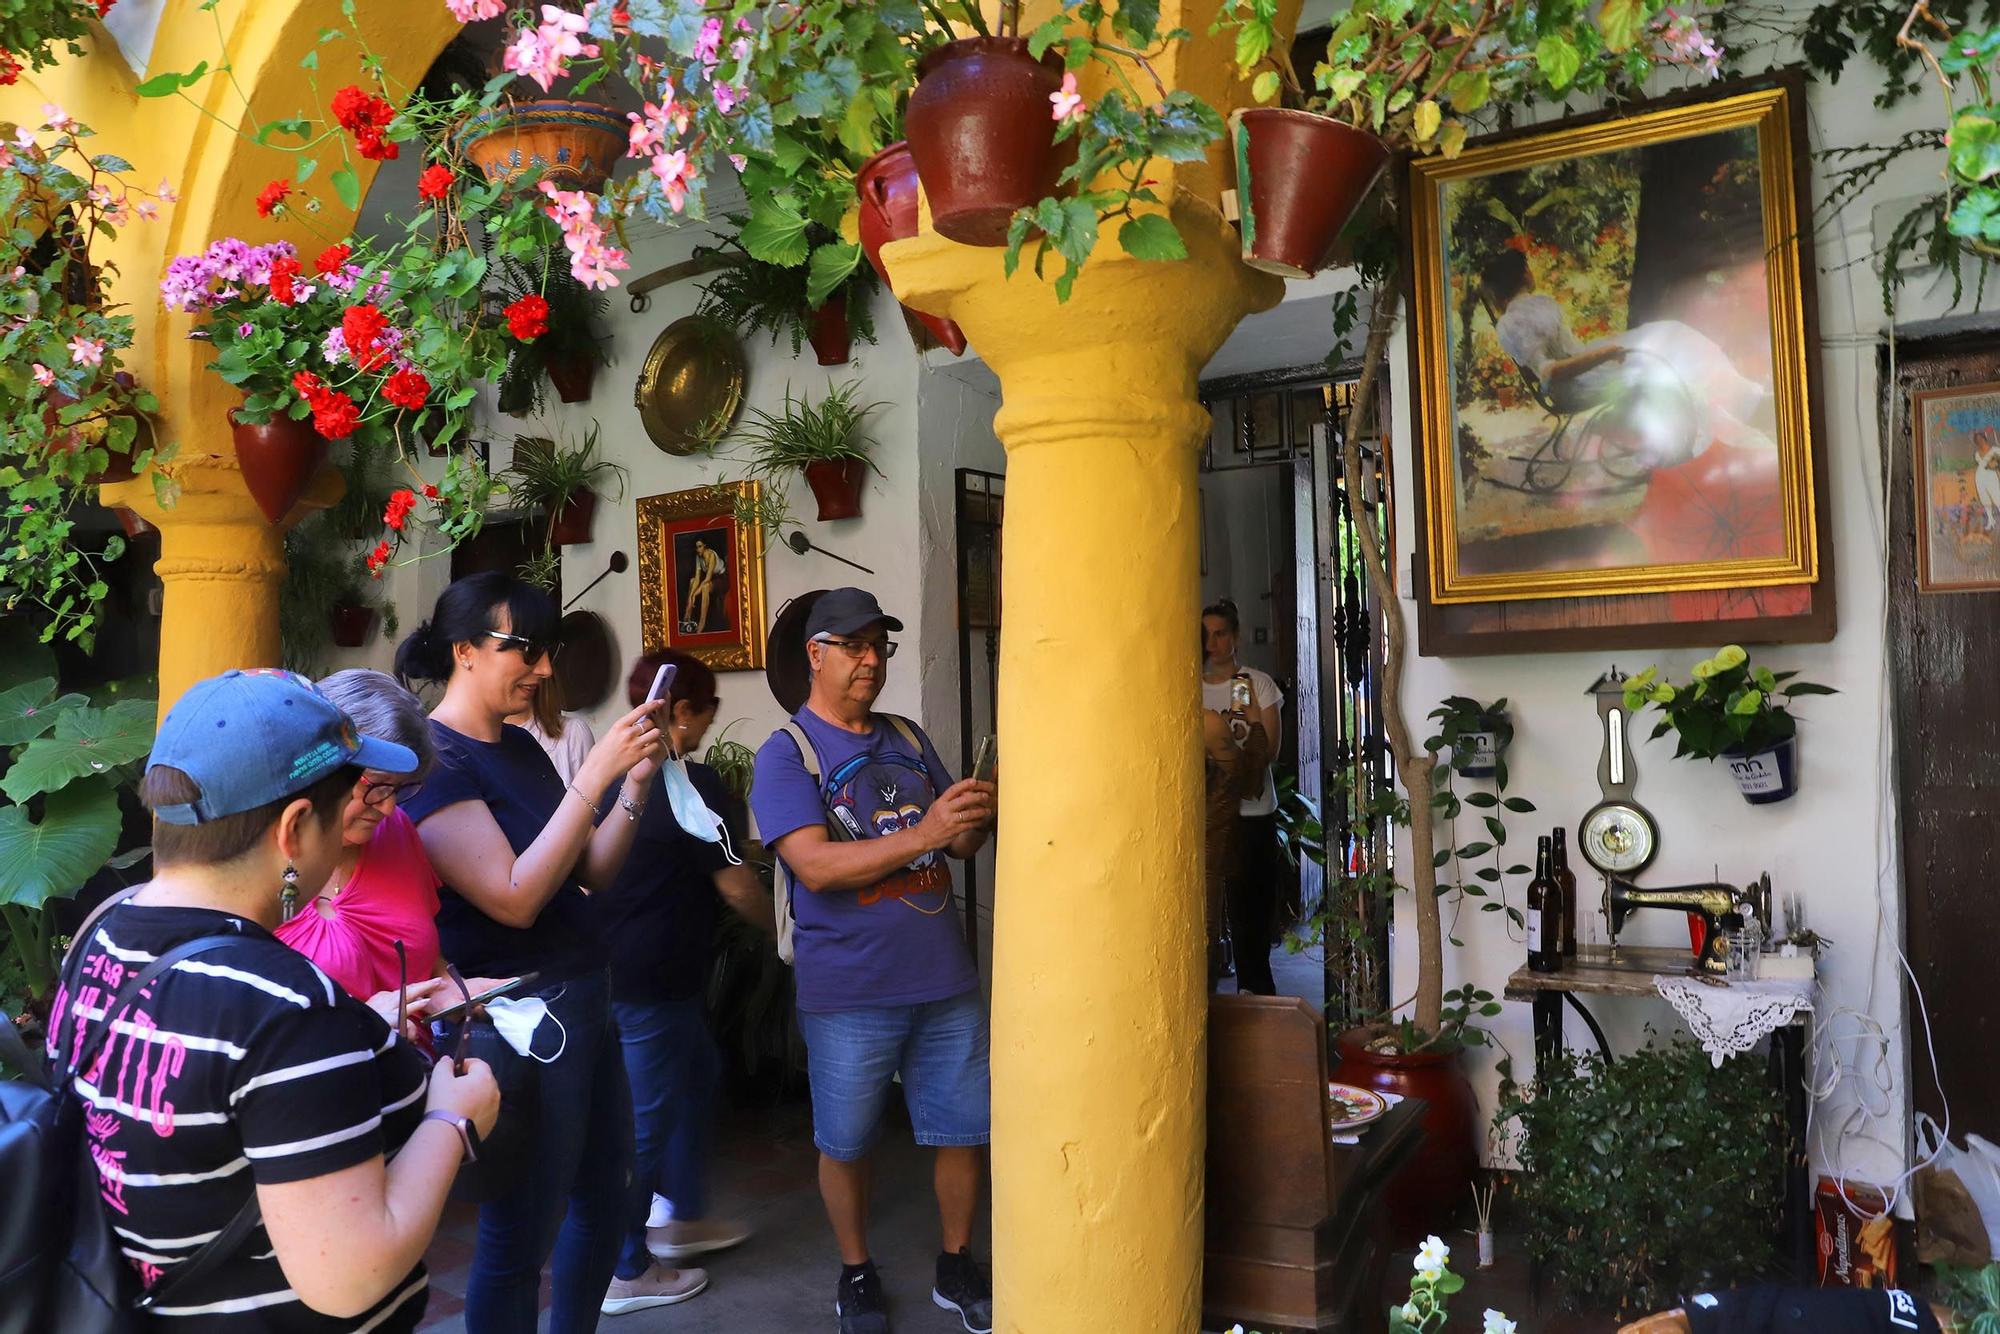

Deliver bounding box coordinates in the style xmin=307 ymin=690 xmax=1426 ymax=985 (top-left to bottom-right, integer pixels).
xmin=1552 ymin=827 xmax=1579 ymax=956
xmin=1527 ymin=835 xmax=1560 ymax=973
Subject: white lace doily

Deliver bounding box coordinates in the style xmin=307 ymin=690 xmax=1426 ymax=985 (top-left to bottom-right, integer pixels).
xmin=1652 ymin=975 xmax=1814 ymax=1067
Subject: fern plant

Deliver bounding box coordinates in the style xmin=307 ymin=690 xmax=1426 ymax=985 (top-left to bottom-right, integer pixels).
xmin=695 ymin=221 xmax=878 ymax=360
xmin=492 ymin=247 xmax=611 ymax=417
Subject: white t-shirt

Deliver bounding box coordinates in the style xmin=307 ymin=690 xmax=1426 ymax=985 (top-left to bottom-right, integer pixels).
xmin=1201 ymin=665 xmax=1284 ymax=817
xmin=519 ymin=712 xmax=596 ymax=785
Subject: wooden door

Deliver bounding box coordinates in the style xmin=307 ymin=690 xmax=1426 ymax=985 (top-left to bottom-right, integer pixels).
xmin=1889 ymin=334 xmax=2000 ymax=1134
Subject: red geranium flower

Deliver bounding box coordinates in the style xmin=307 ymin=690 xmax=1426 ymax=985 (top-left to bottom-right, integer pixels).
xmin=0 ymin=49 xmax=22 ymax=87
xmin=292 ymin=370 xmax=324 ymax=396
xmin=341 ymin=304 xmax=390 ymax=371
xmin=314 ymin=243 xmax=352 ymax=277
xmin=355 ymin=128 xmax=398 ymax=162
xmin=255 ymin=179 xmax=291 ymax=217
xmin=94 ymin=0 xmax=116 ymax=16
xmin=365 ymin=539 xmax=394 ymax=577
xmin=382 ymin=488 xmax=419 ymax=531
xmin=417 ymin=164 xmax=454 ymax=202
xmin=268 ymin=256 xmax=302 ymax=305
xmin=504 ymin=294 xmax=550 ymax=342
xmin=331 ymin=86 xmax=398 ymax=162
xmin=421 ymin=483 xmax=439 ymax=499
xmin=309 ymin=390 xmax=361 ymax=441
xmin=382 ymin=369 xmax=430 ymax=413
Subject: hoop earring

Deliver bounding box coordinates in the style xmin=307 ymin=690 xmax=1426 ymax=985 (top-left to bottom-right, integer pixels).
xmin=279 ymin=863 xmax=300 ymax=921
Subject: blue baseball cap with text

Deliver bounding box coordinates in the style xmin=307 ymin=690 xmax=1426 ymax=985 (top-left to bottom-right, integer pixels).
xmin=147 ymin=669 xmax=418 ymax=825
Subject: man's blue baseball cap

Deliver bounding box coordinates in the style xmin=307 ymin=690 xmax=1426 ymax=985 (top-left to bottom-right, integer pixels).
xmin=147 ymin=669 xmax=419 ymax=825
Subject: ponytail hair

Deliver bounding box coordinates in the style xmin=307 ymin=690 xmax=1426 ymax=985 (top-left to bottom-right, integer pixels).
xmin=395 ymin=571 xmax=559 ymax=685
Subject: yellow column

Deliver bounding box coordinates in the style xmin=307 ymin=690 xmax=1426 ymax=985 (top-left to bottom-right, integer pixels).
xmin=891 ymin=193 xmax=1282 ymax=1331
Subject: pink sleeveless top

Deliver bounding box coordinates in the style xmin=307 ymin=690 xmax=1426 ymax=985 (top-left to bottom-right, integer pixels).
xmin=275 ymin=807 xmax=443 ymax=999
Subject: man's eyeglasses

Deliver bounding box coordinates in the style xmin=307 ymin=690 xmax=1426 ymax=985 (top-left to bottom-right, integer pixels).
xmin=817 ymin=636 xmax=898 ymax=660
xmin=359 ymin=773 xmax=421 ymax=807
xmin=484 ymin=630 xmax=560 ymax=667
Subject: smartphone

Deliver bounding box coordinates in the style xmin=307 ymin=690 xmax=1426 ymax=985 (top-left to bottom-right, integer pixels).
xmin=645 ymin=662 xmax=677 ymax=706
xmin=972 ymin=734 xmax=997 ymax=784
xmin=1230 ymin=677 xmax=1253 ymax=714
xmin=431 ymin=973 xmax=537 ymax=1025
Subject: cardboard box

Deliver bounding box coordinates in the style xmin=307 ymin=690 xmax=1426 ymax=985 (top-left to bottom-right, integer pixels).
xmin=1816 ymin=1178 xmax=1899 ymax=1289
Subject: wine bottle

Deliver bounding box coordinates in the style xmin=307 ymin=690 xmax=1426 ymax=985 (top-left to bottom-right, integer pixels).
xmin=1527 ymin=835 xmax=1559 ymax=973
xmin=1552 ymin=827 xmax=1579 ymax=957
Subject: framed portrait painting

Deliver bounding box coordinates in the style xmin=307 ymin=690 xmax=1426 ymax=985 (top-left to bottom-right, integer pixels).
xmin=637 ymin=481 xmax=768 ymax=671
xmin=1406 ymin=76 xmax=1831 ymax=653
xmin=1911 ymin=381 xmax=2000 ymax=593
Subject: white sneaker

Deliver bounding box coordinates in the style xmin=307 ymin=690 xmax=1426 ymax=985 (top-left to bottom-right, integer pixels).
xmin=646 ymin=1192 xmax=672 ymax=1229
xmin=600 ymin=1263 xmax=708 ymax=1315
xmin=646 ymin=1217 xmax=753 ymax=1261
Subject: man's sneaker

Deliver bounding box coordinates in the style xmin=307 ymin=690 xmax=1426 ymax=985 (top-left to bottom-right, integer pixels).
xmin=600 ymin=1263 xmax=708 ymax=1315
xmin=646 ymin=1192 xmax=672 ymax=1229
xmin=835 ymin=1261 xmax=890 ymax=1334
xmin=932 ymin=1248 xmax=993 ymax=1334
xmin=648 ymin=1216 xmax=754 ymax=1261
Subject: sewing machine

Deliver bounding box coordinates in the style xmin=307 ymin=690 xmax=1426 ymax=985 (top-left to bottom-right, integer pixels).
xmin=1606 ymin=873 xmax=1773 ymax=977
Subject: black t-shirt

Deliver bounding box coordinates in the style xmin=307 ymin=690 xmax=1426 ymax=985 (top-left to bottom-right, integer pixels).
xmin=596 ymin=762 xmax=738 ymax=1004
xmin=46 ymin=904 xmax=431 ymax=1331
xmin=400 ymin=720 xmax=605 ymax=981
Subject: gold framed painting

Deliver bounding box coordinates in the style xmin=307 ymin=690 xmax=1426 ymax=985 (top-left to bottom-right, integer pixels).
xmin=1407 ymin=80 xmax=1823 ymax=607
xmin=1911 ymin=381 xmax=2000 ymax=593
xmin=637 ymin=481 xmax=768 ymax=671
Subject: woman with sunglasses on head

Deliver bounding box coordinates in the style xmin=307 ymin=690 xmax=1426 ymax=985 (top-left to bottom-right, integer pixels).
xmin=45 ymin=669 xmax=499 ymax=1331
xmin=393 ymin=571 xmax=686 ymax=1333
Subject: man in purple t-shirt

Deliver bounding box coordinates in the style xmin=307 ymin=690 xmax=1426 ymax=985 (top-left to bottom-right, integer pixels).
xmin=750 ymin=588 xmax=995 ymax=1334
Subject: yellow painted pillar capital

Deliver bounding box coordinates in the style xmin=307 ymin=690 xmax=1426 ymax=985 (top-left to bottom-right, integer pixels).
xmin=891 ymin=194 xmax=1281 ymax=1333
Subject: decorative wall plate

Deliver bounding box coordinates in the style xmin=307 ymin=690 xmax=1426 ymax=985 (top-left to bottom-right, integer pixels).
xmin=634 ymin=316 xmax=745 ymax=456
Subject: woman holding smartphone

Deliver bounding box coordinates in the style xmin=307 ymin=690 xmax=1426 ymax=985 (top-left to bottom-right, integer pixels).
xmin=395 ymin=572 xmax=689 ymax=1332
xmin=1200 ymin=598 xmax=1283 ymax=995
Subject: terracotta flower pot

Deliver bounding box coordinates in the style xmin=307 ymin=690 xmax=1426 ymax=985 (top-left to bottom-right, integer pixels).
xmin=549 ymin=490 xmax=597 ymax=546
xmin=110 ymin=507 xmax=155 ymax=539
xmin=905 ymin=37 xmax=1067 ymax=247
xmin=856 ymin=141 xmax=969 ymax=356
xmin=457 ymin=99 xmax=626 ymax=195
xmin=229 ymin=409 xmax=330 ymax=526
xmin=1332 ymin=1026 xmax=1478 ymax=1248
xmin=328 ymin=603 xmax=376 ymax=649
xmin=802 ymin=459 xmax=866 ymax=522
xmin=808 ymin=294 xmax=853 ymax=366
xmin=1231 ymin=108 xmax=1389 ymax=279
xmin=544 ymin=353 xmax=597 ymax=404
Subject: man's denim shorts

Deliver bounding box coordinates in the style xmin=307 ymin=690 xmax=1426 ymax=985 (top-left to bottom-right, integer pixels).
xmin=796 ymin=990 xmax=991 ymax=1161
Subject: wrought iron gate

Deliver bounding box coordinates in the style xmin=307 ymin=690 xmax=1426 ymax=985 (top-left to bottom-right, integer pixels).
xmin=954 ymin=468 xmax=1004 ymax=966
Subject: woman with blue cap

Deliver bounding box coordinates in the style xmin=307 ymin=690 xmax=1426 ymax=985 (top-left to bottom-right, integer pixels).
xmin=44 ymin=668 xmax=500 ymax=1331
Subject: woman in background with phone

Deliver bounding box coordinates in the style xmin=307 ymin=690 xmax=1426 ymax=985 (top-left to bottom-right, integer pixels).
xmin=395 ymin=573 xmax=682 ymax=1332
xmin=1200 ymin=598 xmax=1284 ymax=995
xmin=595 ymin=649 xmax=774 ymax=1313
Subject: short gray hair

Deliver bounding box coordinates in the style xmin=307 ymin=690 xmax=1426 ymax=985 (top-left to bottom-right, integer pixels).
xmin=317 ymin=669 xmax=435 ymax=779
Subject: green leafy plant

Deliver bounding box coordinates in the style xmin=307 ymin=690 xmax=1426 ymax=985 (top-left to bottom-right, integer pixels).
xmin=695 ymin=224 xmax=879 ymax=360
xmin=1623 ymin=645 xmax=1836 ymax=761
xmin=279 ymin=513 xmax=391 ymax=675
xmin=1 ymin=109 xmax=176 ymax=650
xmin=1429 ymin=695 xmax=1512 ymax=781
xmin=0 ymin=0 xmax=97 ymax=83
xmin=500 ymin=424 xmax=628 ymax=540
xmin=713 ymin=380 xmax=884 ymax=536
xmin=702 ymin=720 xmax=757 ymax=804
xmin=1494 ymin=1035 xmax=1784 ymax=1315
xmin=1935 ymin=1260 xmax=2000 ymax=1333
xmin=493 ymin=245 xmax=611 ymax=418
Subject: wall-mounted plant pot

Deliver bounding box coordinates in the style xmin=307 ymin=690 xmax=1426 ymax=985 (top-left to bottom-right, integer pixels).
xmin=1725 ymin=735 xmax=1797 ymax=805
xmin=544 ymin=354 xmax=597 ymax=404
xmin=549 ymin=490 xmax=598 ymax=546
xmin=1230 ymin=108 xmax=1388 ymax=279
xmin=1332 ymin=1026 xmax=1477 ymax=1249
xmin=110 ymin=506 xmax=155 ymax=539
xmin=808 ymin=294 xmax=853 ymax=366
xmin=229 ymin=409 xmax=330 ymax=525
xmin=457 ymin=99 xmax=625 ymax=195
xmin=1455 ymin=730 xmax=1502 ymax=779
xmin=856 ymin=141 xmax=968 ymax=357
xmin=329 ymin=604 xmax=377 ymax=649
xmin=802 ymin=459 xmax=866 ymax=522
xmin=905 ymin=37 xmax=1068 ymax=247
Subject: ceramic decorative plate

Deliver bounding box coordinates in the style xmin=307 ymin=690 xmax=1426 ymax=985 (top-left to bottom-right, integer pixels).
xmin=1328 ymin=1082 xmax=1389 ymax=1131
xmin=634 ymin=316 xmax=745 ymax=456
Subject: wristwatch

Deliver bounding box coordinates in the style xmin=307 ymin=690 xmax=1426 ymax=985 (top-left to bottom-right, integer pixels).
xmin=421 ymin=1110 xmax=481 ymax=1164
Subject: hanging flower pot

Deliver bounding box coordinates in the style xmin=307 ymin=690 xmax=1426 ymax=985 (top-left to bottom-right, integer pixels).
xmin=329 ymin=603 xmax=377 ymax=649
xmin=1230 ymin=108 xmax=1388 ymax=279
xmin=110 ymin=507 xmax=155 ymax=539
xmin=457 ymin=99 xmax=626 ymax=195
xmin=1455 ymin=730 xmax=1502 ymax=780
xmin=1725 ymin=735 xmax=1798 ymax=805
xmin=229 ymin=409 xmax=330 ymax=526
xmin=904 ymin=37 xmax=1068 ymax=247
xmin=544 ymin=352 xmax=597 ymax=404
xmin=549 ymin=490 xmax=598 ymax=546
xmin=808 ymin=294 xmax=853 ymax=366
xmin=802 ymin=459 xmax=866 ymax=522
xmin=856 ymin=141 xmax=969 ymax=356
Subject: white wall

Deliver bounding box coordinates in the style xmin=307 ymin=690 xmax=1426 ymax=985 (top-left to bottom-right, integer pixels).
xmin=1199 ymin=456 xmax=1289 ymax=681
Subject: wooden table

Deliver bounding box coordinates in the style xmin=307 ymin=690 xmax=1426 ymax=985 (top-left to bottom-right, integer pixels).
xmin=1503 ymin=945 xmax=1814 ymax=1283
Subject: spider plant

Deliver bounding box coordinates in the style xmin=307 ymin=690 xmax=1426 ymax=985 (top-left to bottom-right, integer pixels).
xmin=500 ymin=423 xmax=628 ymax=541
xmin=713 ymin=380 xmax=883 ymax=536
xmin=702 ymin=719 xmax=757 ymax=803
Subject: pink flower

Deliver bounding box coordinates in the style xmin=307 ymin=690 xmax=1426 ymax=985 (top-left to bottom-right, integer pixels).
xmin=13 ymin=127 xmax=35 ymax=150
xmin=627 ymin=104 xmax=667 ymax=158
xmin=67 ymin=336 xmax=105 ymax=367
xmin=693 ymin=16 xmax=722 ymax=63
xmin=135 ymin=200 xmax=159 ymax=221
xmin=666 ymin=99 xmax=691 ymax=134
xmin=0 ymin=144 xmax=12 ymax=170
xmin=445 ymin=0 xmax=505 ymax=19
xmin=1050 ymin=72 xmax=1084 ymax=124
xmin=504 ymin=4 xmax=601 ymax=91
xmin=712 ymin=82 xmax=741 ymax=114
xmin=31 ymin=363 xmax=53 ymax=386
xmin=649 ymin=148 xmax=692 ymax=212
xmin=1655 ymin=11 xmax=1722 ymax=79
xmin=157 ymin=178 xmax=179 ymax=203
xmin=40 ymin=103 xmax=73 ymax=132
xmin=728 ymin=153 xmax=747 ymax=172
xmin=570 ymin=238 xmax=629 ymax=289
xmin=238 ymin=321 xmax=255 ymax=337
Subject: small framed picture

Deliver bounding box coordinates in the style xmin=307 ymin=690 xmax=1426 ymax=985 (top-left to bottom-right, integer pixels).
xmin=636 ymin=481 xmax=768 ymax=670
xmin=1911 ymin=381 xmax=2000 ymax=593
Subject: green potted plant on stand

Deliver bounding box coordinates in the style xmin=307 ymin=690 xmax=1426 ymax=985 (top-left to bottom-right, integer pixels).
xmin=715 ymin=380 xmax=883 ymax=531
xmin=501 ymin=425 xmax=627 ymax=549
xmin=1623 ymin=647 xmax=1835 ymax=805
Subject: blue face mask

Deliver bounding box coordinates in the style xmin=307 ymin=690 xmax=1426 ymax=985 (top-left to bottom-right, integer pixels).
xmin=662 ymin=757 xmax=741 ymax=865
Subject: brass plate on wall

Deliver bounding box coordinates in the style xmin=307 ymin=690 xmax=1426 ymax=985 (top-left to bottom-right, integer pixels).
xmin=634 ymin=317 xmax=745 ymax=456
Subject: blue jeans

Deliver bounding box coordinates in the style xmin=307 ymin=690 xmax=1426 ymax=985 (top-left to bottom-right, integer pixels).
xmin=796 ymin=990 xmax=990 ymax=1161
xmin=611 ymin=995 xmax=720 ymax=1280
xmin=464 ymin=970 xmax=634 ymax=1334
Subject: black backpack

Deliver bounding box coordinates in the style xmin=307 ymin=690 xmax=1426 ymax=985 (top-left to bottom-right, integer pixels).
xmin=0 ymin=934 xmax=264 ymax=1334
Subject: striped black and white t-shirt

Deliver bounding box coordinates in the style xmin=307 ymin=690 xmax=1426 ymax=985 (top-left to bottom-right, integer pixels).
xmin=45 ymin=904 xmax=432 ymax=1331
